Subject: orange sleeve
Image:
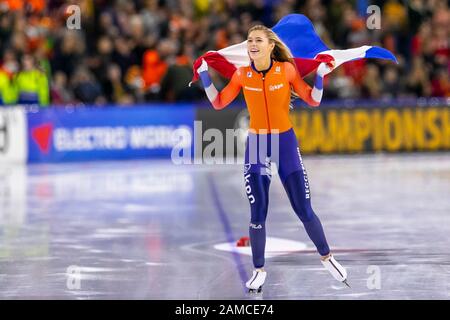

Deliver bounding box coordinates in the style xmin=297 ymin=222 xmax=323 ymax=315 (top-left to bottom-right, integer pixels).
xmin=285 ymin=62 xmax=319 ymax=107
xmin=212 ymin=69 xmax=242 ymax=110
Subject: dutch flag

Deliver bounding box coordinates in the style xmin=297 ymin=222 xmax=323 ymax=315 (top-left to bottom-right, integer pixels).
xmin=190 ymin=14 xmax=397 ymax=85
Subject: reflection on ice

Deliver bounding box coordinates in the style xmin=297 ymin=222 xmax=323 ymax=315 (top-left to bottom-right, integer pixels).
xmin=0 ymin=155 xmax=448 ymax=299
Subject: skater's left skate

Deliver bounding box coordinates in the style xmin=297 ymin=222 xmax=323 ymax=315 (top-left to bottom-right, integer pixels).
xmin=246 ymin=268 xmax=266 ymax=293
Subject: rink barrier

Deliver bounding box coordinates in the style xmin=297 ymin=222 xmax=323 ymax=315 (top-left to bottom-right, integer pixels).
xmin=200 ymin=101 xmax=450 ymax=155
xmin=290 ymin=106 xmax=450 ymax=153
xmin=1 ymin=104 xmax=194 ymax=163
xmin=0 ymin=106 xmax=28 ymax=163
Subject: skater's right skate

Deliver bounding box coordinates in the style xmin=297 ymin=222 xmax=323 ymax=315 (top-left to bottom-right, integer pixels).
xmin=246 ymin=268 xmax=266 ymax=293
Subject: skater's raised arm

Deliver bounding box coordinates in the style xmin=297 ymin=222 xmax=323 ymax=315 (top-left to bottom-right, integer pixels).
xmin=197 ymin=59 xmax=242 ymax=110
xmin=285 ymin=61 xmax=334 ymax=107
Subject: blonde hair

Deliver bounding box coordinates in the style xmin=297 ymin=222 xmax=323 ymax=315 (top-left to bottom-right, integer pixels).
xmin=248 ymin=25 xmax=294 ymax=64
xmin=247 ymin=25 xmax=299 ymax=107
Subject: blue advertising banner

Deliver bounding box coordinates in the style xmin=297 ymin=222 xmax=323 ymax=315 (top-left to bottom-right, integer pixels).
xmin=27 ymin=105 xmax=194 ymax=163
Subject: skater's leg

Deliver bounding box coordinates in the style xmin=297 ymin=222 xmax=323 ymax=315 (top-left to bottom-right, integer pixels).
xmin=275 ymin=129 xmax=330 ymax=256
xmin=275 ymin=129 xmax=348 ymax=284
xmin=281 ymin=170 xmax=330 ymax=256
xmin=244 ymin=132 xmax=271 ymax=269
xmin=244 ymin=172 xmax=270 ymax=291
xmin=283 ymin=172 xmax=349 ymax=284
xmin=244 ymin=172 xmax=270 ymax=268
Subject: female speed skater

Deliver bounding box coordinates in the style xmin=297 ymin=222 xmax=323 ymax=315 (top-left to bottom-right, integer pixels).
xmin=197 ymin=25 xmax=348 ymax=293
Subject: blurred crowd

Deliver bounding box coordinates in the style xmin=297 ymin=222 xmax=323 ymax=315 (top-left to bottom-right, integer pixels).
xmin=0 ymin=0 xmax=448 ymax=107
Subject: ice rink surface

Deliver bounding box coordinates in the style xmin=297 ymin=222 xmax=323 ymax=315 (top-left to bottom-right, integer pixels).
xmin=0 ymin=153 xmax=449 ymax=299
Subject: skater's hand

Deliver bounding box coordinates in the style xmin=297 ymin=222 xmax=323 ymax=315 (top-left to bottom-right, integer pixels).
xmin=317 ymin=61 xmax=335 ymax=77
xmin=197 ymin=59 xmax=208 ymax=73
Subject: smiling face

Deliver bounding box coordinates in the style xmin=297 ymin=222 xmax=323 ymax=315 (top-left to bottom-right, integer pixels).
xmin=247 ymin=30 xmax=274 ymax=61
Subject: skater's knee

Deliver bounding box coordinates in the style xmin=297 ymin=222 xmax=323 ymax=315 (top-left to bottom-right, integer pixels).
xmin=249 ymin=195 xmax=269 ymax=211
xmin=244 ymin=173 xmax=270 ymax=207
xmin=250 ymin=199 xmax=268 ymax=222
xmin=249 ymin=220 xmax=265 ymax=229
xmin=289 ymin=198 xmax=314 ymax=221
xmin=296 ymin=207 xmax=316 ymax=223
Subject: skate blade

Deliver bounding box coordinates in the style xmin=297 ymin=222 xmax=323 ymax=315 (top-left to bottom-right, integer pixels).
xmin=342 ymin=279 xmax=351 ymax=288
xmin=248 ymin=286 xmax=262 ymax=293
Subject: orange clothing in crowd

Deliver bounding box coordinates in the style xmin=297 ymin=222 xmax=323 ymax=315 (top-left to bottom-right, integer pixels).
xmin=1 ymin=0 xmax=45 ymax=11
xmin=142 ymin=50 xmax=167 ymax=90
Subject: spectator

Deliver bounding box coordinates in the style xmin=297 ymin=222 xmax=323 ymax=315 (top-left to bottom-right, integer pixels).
xmin=0 ymin=49 xmax=18 ymax=105
xmin=51 ymin=32 xmax=84 ymax=79
xmin=71 ymin=67 xmax=103 ymax=104
xmin=0 ymin=66 xmax=15 ymax=105
xmin=160 ymin=52 xmax=200 ymax=102
xmin=112 ymin=36 xmax=137 ymax=76
xmin=381 ymin=66 xmax=403 ymax=99
xmin=383 ymin=0 xmax=408 ymax=32
xmin=405 ymin=57 xmax=431 ymax=97
xmin=142 ymin=49 xmax=167 ymax=100
xmin=431 ymin=68 xmax=450 ymax=97
xmin=361 ymin=64 xmax=382 ymax=99
xmin=103 ymin=63 xmax=129 ymax=104
xmin=430 ymin=8 xmax=449 ymax=70
xmin=15 ymin=54 xmax=49 ymax=106
xmin=88 ymin=36 xmax=114 ymax=86
xmin=0 ymin=0 xmax=448 ymax=105
xmin=50 ymin=71 xmax=73 ymax=105
xmin=407 ymin=0 xmax=429 ymax=35
xmin=328 ymin=66 xmax=358 ymax=99
xmin=124 ymin=64 xmax=145 ymax=102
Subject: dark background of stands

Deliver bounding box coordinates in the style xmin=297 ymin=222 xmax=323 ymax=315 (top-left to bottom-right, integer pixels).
xmin=0 ymin=0 xmax=448 ymax=107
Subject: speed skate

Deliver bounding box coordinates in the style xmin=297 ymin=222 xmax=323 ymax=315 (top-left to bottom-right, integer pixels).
xmin=321 ymin=255 xmax=350 ymax=287
xmin=246 ymin=269 xmax=267 ymax=293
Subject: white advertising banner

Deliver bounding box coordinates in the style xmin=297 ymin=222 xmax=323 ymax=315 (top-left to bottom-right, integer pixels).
xmin=0 ymin=107 xmax=27 ymax=164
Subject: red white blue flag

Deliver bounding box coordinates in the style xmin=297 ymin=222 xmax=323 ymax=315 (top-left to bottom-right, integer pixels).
xmin=190 ymin=14 xmax=397 ymax=84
